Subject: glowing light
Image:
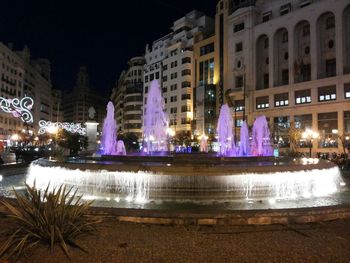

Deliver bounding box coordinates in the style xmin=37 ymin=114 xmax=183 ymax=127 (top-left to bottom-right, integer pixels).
xmin=26 ymin=162 xmax=344 ymax=206
xmin=0 ymin=96 xmax=34 ymax=123
xmin=0 ymin=175 xmax=3 ymax=182
xmin=38 ymin=120 xmax=86 ymax=135
xmin=268 ymin=198 xmax=276 ymax=205
xmin=11 ymin=134 xmax=20 ymax=141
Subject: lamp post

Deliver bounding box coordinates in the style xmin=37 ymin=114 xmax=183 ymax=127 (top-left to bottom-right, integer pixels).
xmin=302 ymin=129 xmax=319 ymax=157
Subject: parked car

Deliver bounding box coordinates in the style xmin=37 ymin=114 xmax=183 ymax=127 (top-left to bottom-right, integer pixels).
xmin=15 ymin=146 xmax=49 ymax=163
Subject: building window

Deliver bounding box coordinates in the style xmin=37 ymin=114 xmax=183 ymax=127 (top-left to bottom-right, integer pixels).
xmin=155 ymin=72 xmax=159 ymax=79
xmin=150 ymin=73 xmax=154 ymax=81
xmin=145 ymin=75 xmax=149 ymax=82
xmin=263 ymin=74 xmax=269 ymax=89
xmin=170 ymin=96 xmax=177 ymax=102
xmin=235 ymin=75 xmax=243 ymax=88
xmin=163 ymin=64 xmax=168 ymax=71
xmin=282 ymin=32 xmax=288 ymax=43
xmin=282 ymin=69 xmax=289 ymax=85
xmin=181 ymin=69 xmax=191 ymax=76
xmin=171 ymin=61 xmax=178 ymax=68
xmin=274 ymin=93 xmax=289 ymax=107
xmin=181 ymin=105 xmax=191 ymax=112
xmin=344 ymin=83 xmax=350 ymax=99
xmin=181 ymin=118 xmax=191 ymax=125
xmin=325 ymin=59 xmax=336 ymax=77
xmin=264 ymin=38 xmax=269 ymax=49
xmin=200 ymin=43 xmax=214 ymax=56
xmin=295 ymin=114 xmax=312 ymax=130
xmin=170 ymin=107 xmax=177 ymax=114
xmin=182 ymin=81 xmax=191 ymax=88
xmin=170 ymin=84 xmax=177 ymax=91
xmin=295 ymin=89 xmax=311 ymax=104
xmin=234 ymin=22 xmax=245 ymax=33
xmin=318 ymin=112 xmax=338 ymax=148
xmin=182 ymin=57 xmax=191 ymax=64
xmin=273 ymin=116 xmax=290 ymax=147
xmin=162 ymin=75 xmax=167 ymax=82
xmin=256 ymin=96 xmax=269 ymax=109
xmin=170 ymin=73 xmax=178 ymax=79
xmin=344 ymin=111 xmax=350 ymax=133
xmin=326 ymin=16 xmax=335 ymax=29
xmin=280 ymin=3 xmax=291 ymax=16
xmin=234 ymin=100 xmax=244 ymax=112
xmin=262 ymin=11 xmax=272 ymax=22
xmin=181 ymin=94 xmax=191 ymax=100
xmin=303 ymin=25 xmax=310 ymax=36
xmin=235 ymin=42 xmax=243 ymax=52
xmin=162 ymin=87 xmax=167 ymax=93
xmin=318 ymin=86 xmax=336 ymax=102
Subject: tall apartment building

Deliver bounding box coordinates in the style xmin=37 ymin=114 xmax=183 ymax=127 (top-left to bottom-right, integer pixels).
xmin=62 ymin=67 xmax=105 ymax=127
xmin=143 ymin=10 xmax=214 ymax=136
xmin=111 ymin=56 xmax=145 ymax=138
xmin=216 ymin=0 xmax=350 ymax=154
xmin=193 ymin=35 xmax=219 ymax=137
xmin=0 ymin=43 xmax=55 ymax=146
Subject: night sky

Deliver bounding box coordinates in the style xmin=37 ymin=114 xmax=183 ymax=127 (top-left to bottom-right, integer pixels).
xmin=0 ymin=0 xmax=216 ymax=96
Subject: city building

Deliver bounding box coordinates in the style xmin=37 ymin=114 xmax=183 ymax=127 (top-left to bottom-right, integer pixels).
xmin=62 ymin=66 xmax=105 ymax=127
xmin=143 ymin=10 xmax=214 ymax=136
xmin=0 ymin=42 xmax=56 ymax=147
xmin=193 ymin=34 xmax=219 ymax=137
xmin=215 ymin=0 xmax=350 ymax=154
xmin=111 ymin=56 xmax=145 ymax=139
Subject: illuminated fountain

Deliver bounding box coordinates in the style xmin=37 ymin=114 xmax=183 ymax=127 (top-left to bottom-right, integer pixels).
xmin=217 ymin=104 xmax=235 ymax=156
xmin=100 ymin=102 xmax=118 ymax=155
xmin=239 ymin=121 xmax=249 ymax=156
xmin=9 ymin=87 xmax=345 ymax=211
xmin=251 ymin=115 xmax=273 ymax=156
xmin=143 ymin=80 xmax=169 ymax=153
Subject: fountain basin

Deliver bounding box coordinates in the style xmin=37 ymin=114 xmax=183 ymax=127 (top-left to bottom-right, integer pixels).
xmin=26 ymin=156 xmax=345 ymax=207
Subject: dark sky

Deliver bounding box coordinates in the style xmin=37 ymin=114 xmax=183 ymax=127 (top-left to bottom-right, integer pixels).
xmin=0 ymin=0 xmax=216 ymax=96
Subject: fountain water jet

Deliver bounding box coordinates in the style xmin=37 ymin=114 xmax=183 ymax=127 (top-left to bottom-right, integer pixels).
xmin=252 ymin=116 xmax=272 ymax=156
xmin=217 ymin=104 xmax=235 ymax=156
xmin=143 ymin=80 xmax=169 ymax=153
xmin=100 ymin=102 xmax=118 ymax=155
xmin=239 ymin=121 xmax=250 ymax=156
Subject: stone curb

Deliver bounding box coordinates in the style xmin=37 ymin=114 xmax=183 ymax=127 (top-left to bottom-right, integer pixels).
xmin=87 ymin=205 xmax=350 ymax=226
xmin=1 ymin=196 xmax=350 ymax=226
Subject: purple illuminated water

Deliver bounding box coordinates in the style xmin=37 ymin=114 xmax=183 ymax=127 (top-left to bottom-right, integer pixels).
xmin=252 ymin=115 xmax=273 ymax=156
xmin=239 ymin=121 xmax=249 ymax=156
xmin=143 ymin=80 xmax=169 ymax=153
xmin=100 ymin=101 xmax=118 ymax=155
xmin=217 ymin=104 xmax=235 ymax=156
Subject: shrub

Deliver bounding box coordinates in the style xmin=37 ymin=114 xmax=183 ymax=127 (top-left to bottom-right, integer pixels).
xmin=0 ymin=184 xmax=98 ymax=261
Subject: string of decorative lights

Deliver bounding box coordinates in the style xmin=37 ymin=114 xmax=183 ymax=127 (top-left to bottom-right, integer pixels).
xmin=38 ymin=120 xmax=86 ymax=136
xmin=0 ymin=96 xmax=34 ymax=123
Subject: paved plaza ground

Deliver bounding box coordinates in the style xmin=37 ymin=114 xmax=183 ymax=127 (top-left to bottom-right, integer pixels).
xmin=1 ymin=216 xmax=350 ymax=263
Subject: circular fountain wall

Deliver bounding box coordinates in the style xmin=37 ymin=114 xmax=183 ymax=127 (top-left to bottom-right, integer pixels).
xmin=25 ymin=155 xmax=346 ymax=210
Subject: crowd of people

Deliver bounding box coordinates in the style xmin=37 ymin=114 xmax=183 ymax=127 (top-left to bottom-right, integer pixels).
xmin=317 ymin=149 xmax=350 ymax=171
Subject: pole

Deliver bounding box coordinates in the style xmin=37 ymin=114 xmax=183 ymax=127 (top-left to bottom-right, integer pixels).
xmin=242 ymin=65 xmax=246 ymax=122
xmin=309 ymin=139 xmax=312 ymax=158
xmin=234 ymin=101 xmax=237 ymax=145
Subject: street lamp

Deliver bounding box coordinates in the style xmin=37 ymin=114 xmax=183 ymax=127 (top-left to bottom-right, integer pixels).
xmin=302 ymin=129 xmax=319 ymax=157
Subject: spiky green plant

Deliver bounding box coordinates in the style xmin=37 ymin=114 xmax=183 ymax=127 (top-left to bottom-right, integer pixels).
xmin=0 ymin=184 xmax=98 ymax=261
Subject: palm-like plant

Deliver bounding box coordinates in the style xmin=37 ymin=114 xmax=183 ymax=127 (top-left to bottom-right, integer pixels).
xmin=0 ymin=184 xmax=98 ymax=261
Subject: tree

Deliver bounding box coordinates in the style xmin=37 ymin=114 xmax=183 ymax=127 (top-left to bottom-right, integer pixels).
xmin=56 ymin=130 xmax=88 ymax=156
xmin=287 ymin=122 xmax=302 ymax=154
